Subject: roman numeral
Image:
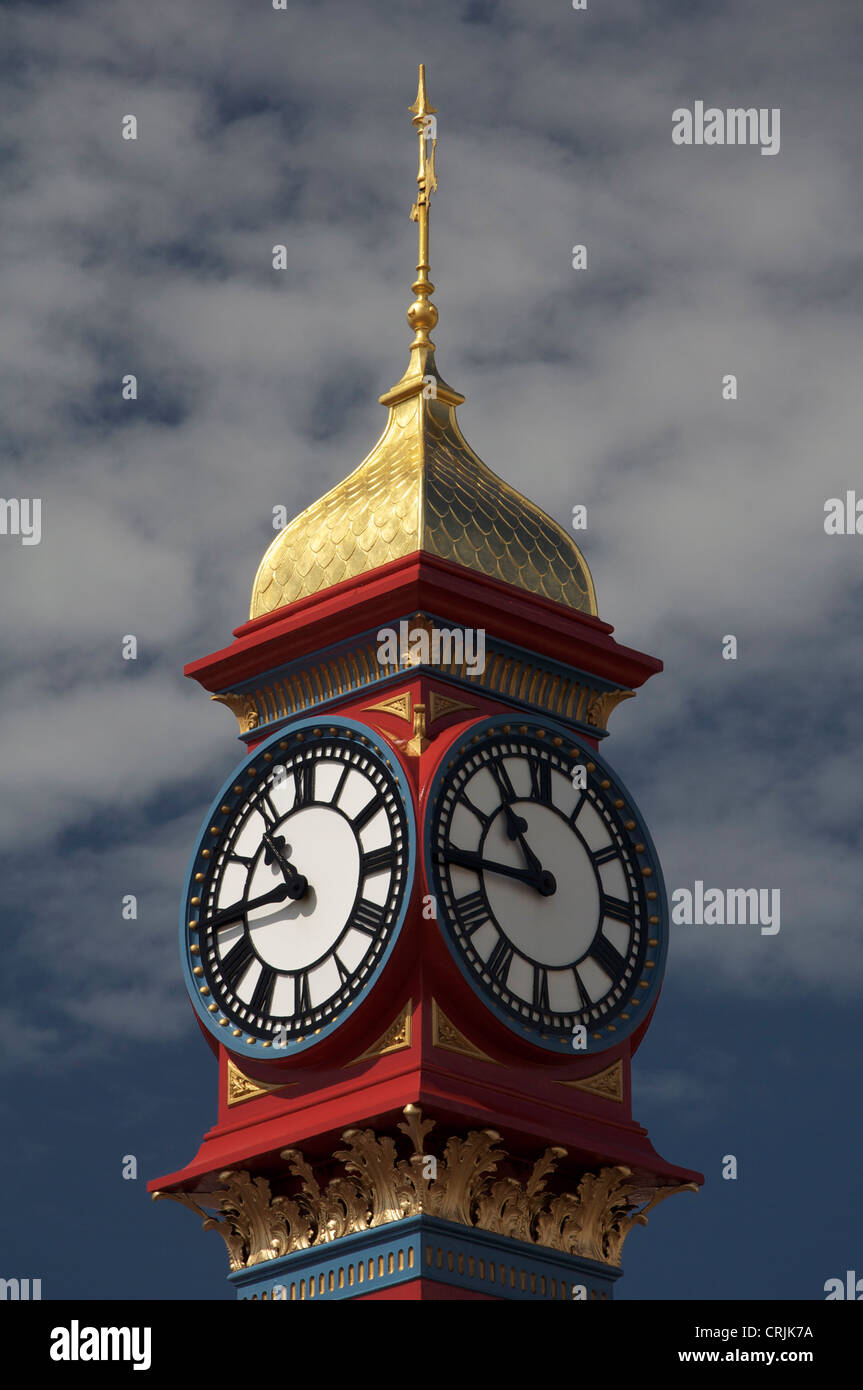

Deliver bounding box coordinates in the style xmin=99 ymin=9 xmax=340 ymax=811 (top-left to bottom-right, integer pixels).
xmin=352 ymin=898 xmax=385 ymax=936
xmin=489 ymin=759 xmax=517 ymax=804
xmin=590 ymin=933 xmax=627 ymax=983
xmin=444 ymin=846 xmax=483 ymax=872
xmin=221 ymin=934 xmax=256 ymax=992
xmin=250 ymin=965 xmax=276 ymax=1017
xmin=230 ymin=853 xmax=253 ymax=869
xmin=460 ymin=793 xmax=491 ymax=830
xmin=295 ymin=971 xmax=311 ymax=1015
xmin=487 ymin=934 xmax=514 ymax=981
xmin=333 ymin=954 xmax=351 ymax=986
xmin=532 ymin=966 xmax=550 ymax=1011
xmin=294 ymin=761 xmax=315 ymax=809
xmin=332 ymin=763 xmax=350 ymax=806
xmin=571 ymin=967 xmax=591 ymax=1012
xmin=455 ymin=890 xmax=489 ymax=934
xmin=600 ymin=894 xmax=634 ymax=925
xmin=568 ymin=792 xmax=587 ymax=828
xmin=591 ymin=844 xmax=619 ymax=868
xmin=352 ymin=793 xmax=383 ymax=832
xmin=360 ymin=845 xmax=394 ymax=877
xmin=259 ymin=792 xmax=281 ymax=828
xmin=527 ymin=755 xmax=552 ymax=805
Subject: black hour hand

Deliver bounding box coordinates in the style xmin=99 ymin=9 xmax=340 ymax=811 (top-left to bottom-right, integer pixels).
xmin=263 ymin=833 xmax=309 ymax=900
xmin=503 ymin=805 xmax=528 ymax=840
xmin=263 ymin=833 xmax=288 ymax=866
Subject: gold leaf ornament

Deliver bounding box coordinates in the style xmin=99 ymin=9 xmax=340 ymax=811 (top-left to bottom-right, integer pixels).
xmin=153 ymin=1110 xmax=696 ymax=1271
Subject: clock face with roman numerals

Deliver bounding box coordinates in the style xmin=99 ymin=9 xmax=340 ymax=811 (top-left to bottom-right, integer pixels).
xmin=182 ymin=720 xmax=414 ymax=1060
xmin=425 ymin=717 xmax=667 ymax=1055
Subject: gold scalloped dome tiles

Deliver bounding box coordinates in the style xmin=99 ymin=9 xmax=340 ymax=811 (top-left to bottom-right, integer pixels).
xmin=250 ymin=382 xmax=597 ymax=619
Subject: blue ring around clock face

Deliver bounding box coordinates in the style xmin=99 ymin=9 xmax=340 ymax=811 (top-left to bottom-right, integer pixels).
xmin=180 ymin=717 xmax=415 ymax=1061
xmin=423 ymin=715 xmax=668 ymax=1056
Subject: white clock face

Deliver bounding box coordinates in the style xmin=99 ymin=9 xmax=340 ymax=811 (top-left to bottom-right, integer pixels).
xmin=186 ymin=726 xmax=412 ymax=1052
xmin=427 ymin=722 xmax=664 ymax=1052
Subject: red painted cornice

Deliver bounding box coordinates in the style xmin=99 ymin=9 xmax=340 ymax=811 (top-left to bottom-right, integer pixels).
xmin=185 ymin=551 xmax=662 ymax=694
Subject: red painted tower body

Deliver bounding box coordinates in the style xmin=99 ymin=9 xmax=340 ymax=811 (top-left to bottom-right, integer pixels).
xmin=150 ymin=67 xmax=701 ymax=1301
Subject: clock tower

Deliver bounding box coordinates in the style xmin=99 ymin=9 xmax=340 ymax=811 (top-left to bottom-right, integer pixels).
xmin=150 ymin=67 xmax=702 ymax=1301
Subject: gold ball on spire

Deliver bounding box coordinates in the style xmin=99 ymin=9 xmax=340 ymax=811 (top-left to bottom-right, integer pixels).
xmin=407 ymin=298 xmax=438 ymax=333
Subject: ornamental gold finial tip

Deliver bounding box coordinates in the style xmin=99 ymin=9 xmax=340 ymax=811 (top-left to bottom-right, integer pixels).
xmin=409 ymin=63 xmax=437 ymax=123
xmin=407 ymin=63 xmax=438 ymax=348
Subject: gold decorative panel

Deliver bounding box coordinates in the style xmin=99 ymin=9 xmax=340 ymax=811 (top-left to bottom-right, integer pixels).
xmin=346 ymin=1001 xmax=413 ymax=1065
xmin=557 ymin=1059 xmax=623 ymax=1103
xmin=431 ymin=1000 xmax=499 ymax=1063
xmin=364 ymin=693 xmax=413 ymax=723
xmin=226 ymin=1057 xmax=295 ymax=1108
xmin=428 ymin=691 xmax=475 ymax=724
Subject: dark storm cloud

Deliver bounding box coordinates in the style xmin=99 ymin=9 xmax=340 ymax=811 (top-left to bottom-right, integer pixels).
xmin=1 ymin=0 xmax=861 ymax=1070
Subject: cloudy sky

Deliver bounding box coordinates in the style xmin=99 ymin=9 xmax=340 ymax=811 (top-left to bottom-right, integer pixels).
xmin=1 ymin=0 xmax=861 ymax=1301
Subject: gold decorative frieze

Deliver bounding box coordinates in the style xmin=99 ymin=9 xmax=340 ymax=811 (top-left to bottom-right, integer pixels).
xmin=153 ymin=1107 xmax=696 ymax=1271
xmin=346 ymin=1001 xmax=413 ymax=1066
xmin=212 ymin=619 xmax=632 ymax=742
xmin=431 ymin=1000 xmax=498 ymax=1063
xmin=557 ymin=1059 xmax=623 ymax=1104
xmin=213 ymin=639 xmax=382 ymax=737
xmin=226 ymin=1057 xmax=295 ymax=1108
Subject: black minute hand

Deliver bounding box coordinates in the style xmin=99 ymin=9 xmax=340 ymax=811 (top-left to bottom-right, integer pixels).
xmin=201 ymin=882 xmax=292 ymax=931
xmin=443 ymin=847 xmax=556 ymax=897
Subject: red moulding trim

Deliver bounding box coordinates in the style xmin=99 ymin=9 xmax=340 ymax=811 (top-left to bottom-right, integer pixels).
xmin=148 ymin=1056 xmax=703 ymax=1195
xmin=184 ymin=551 xmax=662 ymax=695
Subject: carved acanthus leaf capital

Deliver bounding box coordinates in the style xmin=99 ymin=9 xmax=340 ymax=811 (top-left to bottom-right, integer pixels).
xmin=153 ymin=1108 xmax=697 ymax=1271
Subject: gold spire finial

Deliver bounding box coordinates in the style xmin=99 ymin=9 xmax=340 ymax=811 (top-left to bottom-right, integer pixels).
xmin=407 ymin=64 xmax=438 ymax=348
xmin=247 ymin=66 xmax=598 ymax=624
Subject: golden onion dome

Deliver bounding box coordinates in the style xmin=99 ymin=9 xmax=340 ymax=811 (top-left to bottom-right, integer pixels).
xmin=250 ymin=358 xmax=596 ymax=618
xmin=249 ymin=68 xmax=596 ymax=622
